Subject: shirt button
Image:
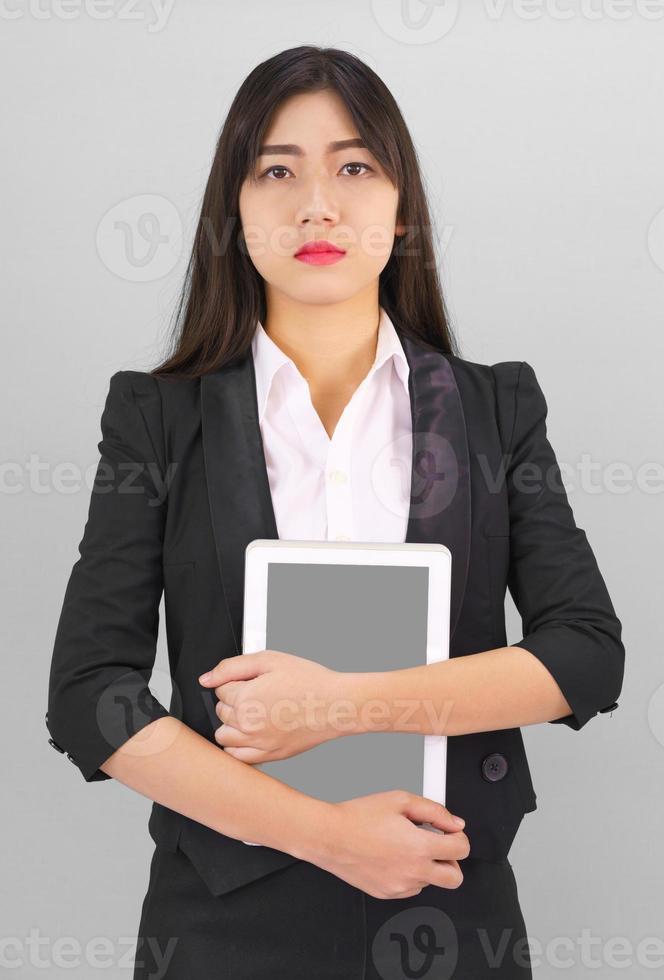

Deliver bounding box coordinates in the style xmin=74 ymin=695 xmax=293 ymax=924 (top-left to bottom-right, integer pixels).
xmin=334 ymin=533 xmax=351 ymax=541
xmin=328 ymin=470 xmax=348 ymax=484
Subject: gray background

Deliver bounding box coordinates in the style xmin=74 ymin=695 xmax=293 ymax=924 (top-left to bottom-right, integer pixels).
xmin=3 ymin=2 xmax=662 ymax=976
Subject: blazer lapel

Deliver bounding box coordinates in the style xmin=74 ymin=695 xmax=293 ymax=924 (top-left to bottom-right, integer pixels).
xmin=399 ymin=333 xmax=471 ymax=640
xmin=201 ymin=352 xmax=278 ymax=657
xmin=200 ymin=331 xmax=471 ymax=657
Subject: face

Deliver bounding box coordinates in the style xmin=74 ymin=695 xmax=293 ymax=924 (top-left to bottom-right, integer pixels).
xmin=238 ymin=89 xmax=404 ymax=308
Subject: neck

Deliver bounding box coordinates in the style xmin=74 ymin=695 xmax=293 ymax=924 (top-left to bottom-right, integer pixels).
xmin=261 ymin=288 xmax=381 ymax=395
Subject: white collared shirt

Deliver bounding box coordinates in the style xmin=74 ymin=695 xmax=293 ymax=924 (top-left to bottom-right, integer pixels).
xmin=250 ymin=306 xmax=413 ymax=543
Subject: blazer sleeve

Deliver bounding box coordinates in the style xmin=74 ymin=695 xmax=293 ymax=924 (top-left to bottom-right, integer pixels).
xmin=492 ymin=360 xmax=625 ymax=731
xmin=46 ymin=371 xmax=172 ymax=782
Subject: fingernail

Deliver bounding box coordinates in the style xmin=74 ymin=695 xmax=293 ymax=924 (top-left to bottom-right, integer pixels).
xmin=199 ymin=672 xmax=211 ymax=683
xmin=453 ymin=816 xmax=465 ymax=826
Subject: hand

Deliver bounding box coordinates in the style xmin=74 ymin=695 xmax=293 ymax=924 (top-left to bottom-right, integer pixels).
xmin=306 ymin=791 xmax=469 ymax=899
xmin=198 ymin=650 xmax=344 ymax=764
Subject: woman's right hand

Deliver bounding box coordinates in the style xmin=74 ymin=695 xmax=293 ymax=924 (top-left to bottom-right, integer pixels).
xmin=310 ymin=790 xmax=470 ymax=900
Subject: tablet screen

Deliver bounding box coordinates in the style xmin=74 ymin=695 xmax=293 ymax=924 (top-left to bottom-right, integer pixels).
xmin=248 ymin=559 xmax=439 ymax=803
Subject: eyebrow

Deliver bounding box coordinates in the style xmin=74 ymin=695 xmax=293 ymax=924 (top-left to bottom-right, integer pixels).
xmin=257 ymin=138 xmax=367 ymax=157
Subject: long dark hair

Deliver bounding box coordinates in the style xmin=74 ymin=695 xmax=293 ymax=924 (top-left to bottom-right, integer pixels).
xmin=151 ymin=45 xmax=459 ymax=380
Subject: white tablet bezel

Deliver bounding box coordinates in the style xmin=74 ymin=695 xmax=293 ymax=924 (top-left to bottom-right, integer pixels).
xmin=240 ymin=539 xmax=451 ymax=847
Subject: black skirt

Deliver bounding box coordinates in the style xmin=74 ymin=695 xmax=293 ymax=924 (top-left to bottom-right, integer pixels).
xmin=132 ymin=842 xmax=533 ymax=979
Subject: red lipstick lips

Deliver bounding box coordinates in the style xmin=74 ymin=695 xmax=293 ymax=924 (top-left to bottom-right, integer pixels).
xmin=294 ymin=240 xmax=347 ymax=266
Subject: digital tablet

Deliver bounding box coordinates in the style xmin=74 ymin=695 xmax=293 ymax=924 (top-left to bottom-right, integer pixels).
xmin=239 ymin=539 xmax=451 ymax=846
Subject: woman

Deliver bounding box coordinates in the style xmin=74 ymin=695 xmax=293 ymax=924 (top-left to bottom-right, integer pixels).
xmin=46 ymin=46 xmax=625 ymax=979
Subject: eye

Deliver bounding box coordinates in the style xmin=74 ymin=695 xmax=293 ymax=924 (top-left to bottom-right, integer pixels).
xmin=340 ymin=162 xmax=373 ymax=177
xmin=261 ymin=165 xmax=291 ymax=180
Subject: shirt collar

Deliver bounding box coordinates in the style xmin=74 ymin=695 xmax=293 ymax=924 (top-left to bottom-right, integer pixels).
xmin=250 ymin=306 xmax=410 ymax=425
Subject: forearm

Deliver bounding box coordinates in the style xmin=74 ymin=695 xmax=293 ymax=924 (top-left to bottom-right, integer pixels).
xmin=100 ymin=716 xmax=332 ymax=861
xmin=341 ymin=646 xmax=573 ymax=737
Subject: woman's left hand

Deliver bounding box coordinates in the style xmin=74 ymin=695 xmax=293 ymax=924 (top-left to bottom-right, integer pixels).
xmin=198 ymin=650 xmax=347 ymax=764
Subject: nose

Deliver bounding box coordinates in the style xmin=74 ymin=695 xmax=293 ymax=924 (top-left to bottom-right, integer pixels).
xmin=294 ymin=174 xmax=340 ymax=227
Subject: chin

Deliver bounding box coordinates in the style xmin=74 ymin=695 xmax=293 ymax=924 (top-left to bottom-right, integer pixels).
xmin=283 ymin=282 xmax=355 ymax=306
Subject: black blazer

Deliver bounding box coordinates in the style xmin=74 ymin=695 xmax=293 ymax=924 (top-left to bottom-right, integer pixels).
xmin=46 ymin=331 xmax=625 ymax=897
